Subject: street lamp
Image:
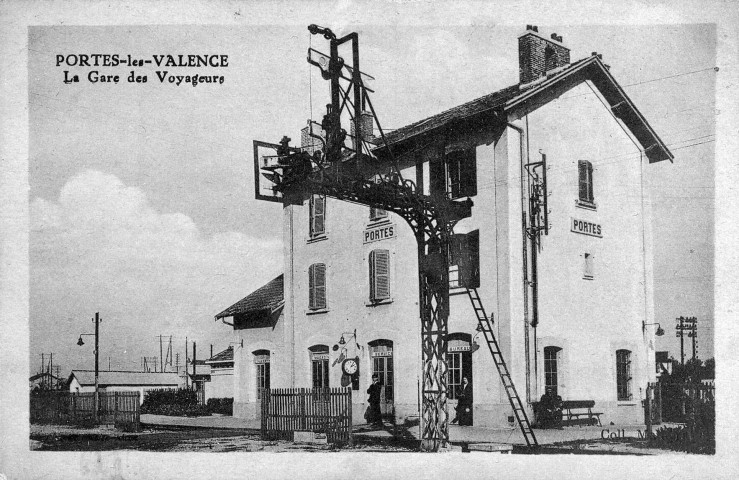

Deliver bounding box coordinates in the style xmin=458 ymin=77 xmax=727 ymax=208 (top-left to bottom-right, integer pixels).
xmin=77 ymin=312 xmax=101 ymax=422
xmin=642 ymin=321 xmax=665 ymax=336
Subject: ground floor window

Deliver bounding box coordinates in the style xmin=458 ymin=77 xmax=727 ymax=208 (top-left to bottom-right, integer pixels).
xmin=544 ymin=346 xmax=561 ymax=396
xmin=616 ymin=349 xmax=632 ymax=401
xmin=310 ymin=345 xmax=330 ymax=388
xmin=254 ymin=350 xmax=270 ymax=400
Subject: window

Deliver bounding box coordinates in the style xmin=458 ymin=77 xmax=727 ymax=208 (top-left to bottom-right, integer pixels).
xmin=578 ymin=160 xmax=594 ymax=205
xmin=369 ymin=207 xmax=387 ymax=222
xmin=369 ymin=249 xmax=390 ymax=302
xmin=309 ymin=194 xmax=326 ymax=237
xmin=544 ymin=346 xmax=561 ymax=396
xmin=447 ymin=351 xmax=463 ymax=400
xmin=446 ymin=148 xmax=477 ymax=199
xmin=310 ymin=345 xmax=330 ymax=389
xmin=254 ymin=350 xmax=270 ymax=400
xmin=308 ymin=263 xmax=327 ymax=310
xmin=616 ymin=349 xmax=632 ymax=401
xmin=446 ymin=333 xmax=472 ymax=400
xmin=583 ymin=253 xmax=594 ymax=280
xmin=449 ymin=230 xmax=480 ymax=289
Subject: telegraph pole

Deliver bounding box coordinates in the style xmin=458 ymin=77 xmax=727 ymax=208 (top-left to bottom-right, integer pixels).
xmin=679 ymin=316 xmax=685 ymax=365
xmin=94 ymin=312 xmax=100 ymax=422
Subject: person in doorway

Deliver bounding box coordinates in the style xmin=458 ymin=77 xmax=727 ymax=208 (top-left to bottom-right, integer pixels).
xmin=455 ymin=377 xmax=473 ymax=426
xmin=366 ymin=374 xmax=383 ymax=427
xmin=538 ymin=386 xmax=563 ymax=429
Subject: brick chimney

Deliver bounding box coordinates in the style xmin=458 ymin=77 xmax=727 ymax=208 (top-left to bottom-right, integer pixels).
xmin=518 ymin=25 xmax=571 ymax=85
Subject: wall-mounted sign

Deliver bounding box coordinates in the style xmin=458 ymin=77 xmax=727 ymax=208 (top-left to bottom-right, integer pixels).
xmin=571 ymin=217 xmax=602 ymax=238
xmin=254 ymin=355 xmax=270 ymax=364
xmin=449 ymin=345 xmax=471 ymax=353
xmin=311 ymin=353 xmax=330 ymax=361
xmin=363 ymin=223 xmax=396 ymax=244
xmin=370 ymin=350 xmax=393 ymax=357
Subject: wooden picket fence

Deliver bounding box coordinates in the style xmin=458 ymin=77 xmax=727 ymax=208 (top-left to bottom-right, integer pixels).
xmin=261 ymin=388 xmax=352 ymax=446
xmin=30 ymin=391 xmax=140 ymax=430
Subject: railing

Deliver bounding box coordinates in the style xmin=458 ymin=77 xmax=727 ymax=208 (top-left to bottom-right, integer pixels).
xmin=261 ymin=387 xmax=352 ymax=446
xmin=30 ymin=391 xmax=140 ymax=430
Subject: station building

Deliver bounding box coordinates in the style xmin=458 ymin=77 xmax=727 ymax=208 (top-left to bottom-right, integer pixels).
xmin=215 ymin=27 xmax=672 ymax=427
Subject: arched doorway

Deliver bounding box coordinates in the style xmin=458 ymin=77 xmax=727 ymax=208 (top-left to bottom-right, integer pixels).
xmin=368 ymin=339 xmax=394 ymax=418
xmin=253 ymin=349 xmax=270 ymax=418
xmin=447 ymin=333 xmax=473 ymax=424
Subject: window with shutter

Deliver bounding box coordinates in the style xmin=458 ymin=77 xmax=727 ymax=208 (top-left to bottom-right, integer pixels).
xmin=616 ymin=349 xmax=632 ymax=401
xmin=309 ymin=263 xmax=327 ymax=310
xmin=449 ymin=230 xmax=480 ymax=289
xmin=310 ymin=195 xmax=326 ymax=237
xmin=446 ymin=149 xmax=477 ymax=199
xmin=369 ymin=249 xmax=390 ymax=302
xmin=578 ymin=160 xmax=594 ymax=205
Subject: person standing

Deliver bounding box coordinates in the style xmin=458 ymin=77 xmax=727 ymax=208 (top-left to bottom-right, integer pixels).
xmin=366 ymin=374 xmax=383 ymax=427
xmin=456 ymin=377 xmax=473 ymax=426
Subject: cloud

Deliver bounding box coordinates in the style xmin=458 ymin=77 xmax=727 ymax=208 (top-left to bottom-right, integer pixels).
xmin=30 ymin=170 xmax=283 ymax=369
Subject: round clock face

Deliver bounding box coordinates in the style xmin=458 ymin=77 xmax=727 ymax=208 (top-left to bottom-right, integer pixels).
xmin=342 ymin=358 xmax=358 ymax=375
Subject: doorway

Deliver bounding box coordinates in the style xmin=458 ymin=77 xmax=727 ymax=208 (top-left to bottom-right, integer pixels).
xmin=369 ymin=340 xmax=394 ymax=417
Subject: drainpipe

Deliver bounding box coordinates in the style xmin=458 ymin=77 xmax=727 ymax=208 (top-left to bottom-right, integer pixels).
xmin=507 ymin=121 xmax=534 ymax=404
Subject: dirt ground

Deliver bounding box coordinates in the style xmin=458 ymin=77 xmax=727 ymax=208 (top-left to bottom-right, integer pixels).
xmin=29 ymin=424 xmax=417 ymax=452
xmin=30 ymin=423 xmax=689 ymax=454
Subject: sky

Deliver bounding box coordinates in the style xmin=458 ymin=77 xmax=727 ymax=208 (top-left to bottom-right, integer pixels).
xmin=28 ymin=23 xmax=716 ymax=376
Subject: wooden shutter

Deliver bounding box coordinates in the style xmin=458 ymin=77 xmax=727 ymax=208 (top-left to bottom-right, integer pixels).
xmin=309 ymin=263 xmax=327 ymax=309
xmin=369 ymin=250 xmax=390 ymax=301
xmin=461 ymin=148 xmax=477 ymax=197
xmin=578 ymin=161 xmax=588 ymax=201
xmin=310 ymin=195 xmax=325 ymax=236
xmin=462 ymin=230 xmax=480 ymax=288
xmin=587 ymin=161 xmax=594 ymax=202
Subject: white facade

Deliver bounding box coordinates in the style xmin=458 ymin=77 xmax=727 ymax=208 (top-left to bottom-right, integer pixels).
xmin=226 ymin=30 xmax=667 ymax=428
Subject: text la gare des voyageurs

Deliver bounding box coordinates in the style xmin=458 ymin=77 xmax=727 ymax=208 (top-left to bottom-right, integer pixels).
xmin=56 ymin=54 xmax=229 ymax=87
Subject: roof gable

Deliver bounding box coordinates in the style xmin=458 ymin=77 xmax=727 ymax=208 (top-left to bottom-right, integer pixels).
xmin=376 ymin=55 xmax=672 ymax=163
xmin=215 ymin=274 xmax=284 ymax=319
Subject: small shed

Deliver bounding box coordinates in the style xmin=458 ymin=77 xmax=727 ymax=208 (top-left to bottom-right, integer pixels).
xmin=67 ymin=370 xmax=184 ymax=404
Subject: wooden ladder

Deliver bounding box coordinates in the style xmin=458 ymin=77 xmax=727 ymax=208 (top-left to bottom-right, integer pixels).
xmin=466 ymin=287 xmax=538 ymax=448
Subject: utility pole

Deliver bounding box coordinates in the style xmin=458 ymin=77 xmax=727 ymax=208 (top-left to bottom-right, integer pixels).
xmin=94 ymin=312 xmax=100 ymax=422
xmin=159 ymin=334 xmax=163 ymax=372
xmin=679 ymin=316 xmax=685 ymax=365
xmin=185 ymin=337 xmax=189 ymax=389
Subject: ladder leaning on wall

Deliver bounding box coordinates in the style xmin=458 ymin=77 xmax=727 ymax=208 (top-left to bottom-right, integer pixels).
xmin=466 ymin=288 xmax=539 ymax=448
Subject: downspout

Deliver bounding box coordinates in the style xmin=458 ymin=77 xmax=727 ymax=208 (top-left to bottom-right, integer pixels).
xmin=288 ymin=204 xmax=296 ymax=387
xmin=507 ymin=120 xmax=533 ymax=404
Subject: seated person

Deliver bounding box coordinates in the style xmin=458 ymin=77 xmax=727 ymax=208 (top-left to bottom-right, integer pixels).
xmin=538 ymin=387 xmax=563 ymax=429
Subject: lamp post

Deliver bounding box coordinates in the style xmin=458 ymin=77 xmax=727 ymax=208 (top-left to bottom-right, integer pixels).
xmin=77 ymin=312 xmax=101 ymax=422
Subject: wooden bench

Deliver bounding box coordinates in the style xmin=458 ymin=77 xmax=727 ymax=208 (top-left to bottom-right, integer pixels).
xmin=562 ymin=400 xmax=603 ymax=427
xmin=533 ymin=400 xmax=603 ymax=427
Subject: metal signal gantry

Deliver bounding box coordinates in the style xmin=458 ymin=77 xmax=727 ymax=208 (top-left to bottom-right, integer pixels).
xmin=257 ymin=24 xmax=474 ymax=451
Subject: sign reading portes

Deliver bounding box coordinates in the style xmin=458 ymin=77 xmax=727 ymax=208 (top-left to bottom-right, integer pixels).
xmin=363 ymin=223 xmax=396 ymax=244
xmin=571 ymin=217 xmax=602 ymax=238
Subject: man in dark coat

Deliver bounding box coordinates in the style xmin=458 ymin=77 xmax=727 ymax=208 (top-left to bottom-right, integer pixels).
xmin=538 ymin=386 xmax=563 ymax=429
xmin=455 ymin=377 xmax=473 ymax=426
xmin=366 ymin=374 xmax=383 ymax=426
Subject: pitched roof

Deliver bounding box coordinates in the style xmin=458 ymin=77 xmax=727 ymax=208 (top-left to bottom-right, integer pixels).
xmin=375 ymin=55 xmax=672 ymax=163
xmin=215 ymin=274 xmax=284 ymax=319
xmin=30 ymin=372 xmax=60 ymax=382
xmin=378 ymin=84 xmax=521 ymax=146
xmin=206 ymin=346 xmax=234 ymax=363
xmin=69 ymin=370 xmax=181 ymax=387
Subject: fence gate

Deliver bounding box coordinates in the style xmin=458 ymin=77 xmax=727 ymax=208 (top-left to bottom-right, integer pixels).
xmin=30 ymin=391 xmax=141 ymax=430
xmin=261 ymin=388 xmax=352 ymax=446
